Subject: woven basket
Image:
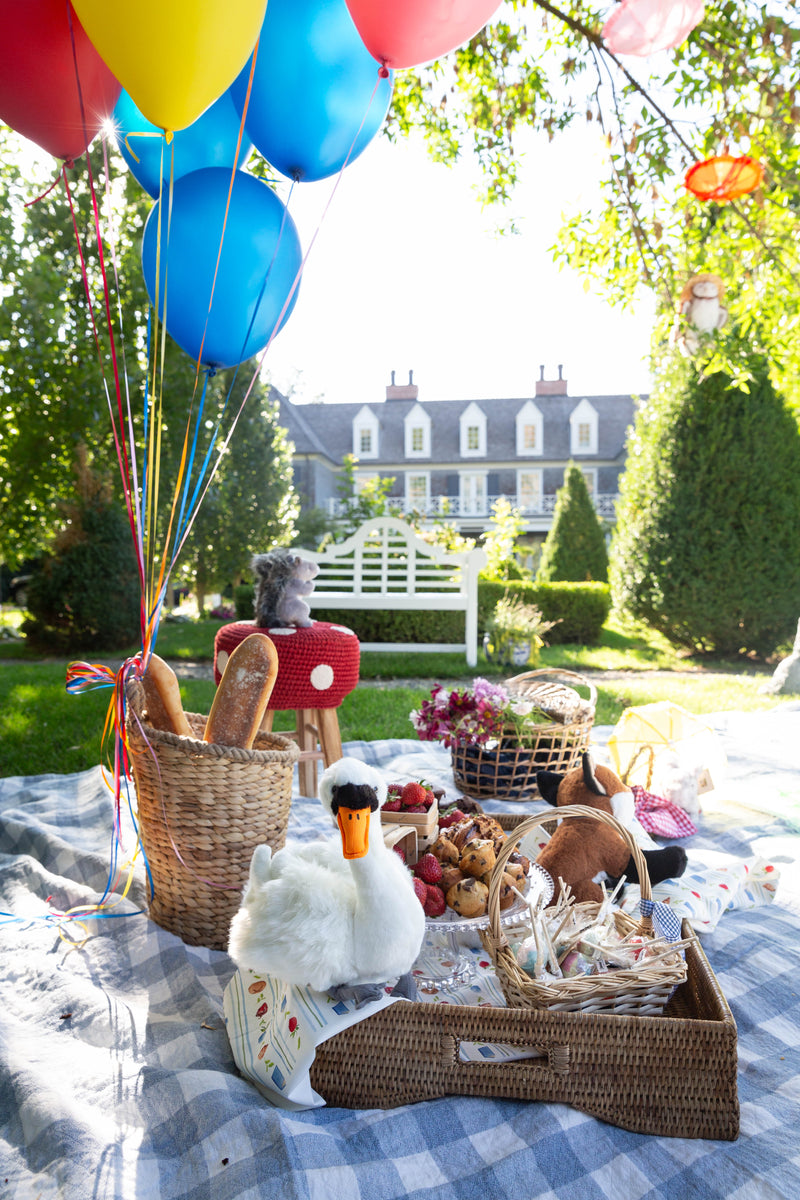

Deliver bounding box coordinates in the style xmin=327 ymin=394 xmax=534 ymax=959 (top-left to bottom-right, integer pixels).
xmin=483 ymin=804 xmax=688 ymax=1014
xmin=309 ymin=914 xmax=739 ymax=1138
xmin=451 ymin=669 xmax=596 ymax=802
xmin=126 ymin=679 xmax=299 ymax=950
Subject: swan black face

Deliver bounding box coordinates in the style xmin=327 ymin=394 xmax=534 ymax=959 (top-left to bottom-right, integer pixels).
xmin=330 ymin=782 xmax=379 ymax=860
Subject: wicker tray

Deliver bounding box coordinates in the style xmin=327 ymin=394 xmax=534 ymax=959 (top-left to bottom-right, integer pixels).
xmin=309 ymin=922 xmax=738 ymax=1138
xmin=126 ymin=680 xmax=299 ymax=950
xmin=451 ymin=669 xmax=596 ymax=802
xmin=484 ymin=804 xmax=688 ymax=1015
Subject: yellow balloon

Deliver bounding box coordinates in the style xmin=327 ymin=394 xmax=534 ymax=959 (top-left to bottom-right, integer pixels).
xmin=71 ymin=0 xmax=267 ymax=133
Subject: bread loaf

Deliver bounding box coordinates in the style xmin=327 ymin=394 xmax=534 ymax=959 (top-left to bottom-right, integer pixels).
xmin=203 ymin=633 xmax=279 ymax=749
xmin=141 ymin=654 xmax=193 ymax=737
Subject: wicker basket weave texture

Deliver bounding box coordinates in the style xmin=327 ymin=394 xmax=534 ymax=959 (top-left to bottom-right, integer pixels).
xmin=483 ymin=804 xmax=688 ymax=1015
xmin=451 ymin=669 xmax=597 ymax=802
xmin=309 ymin=924 xmax=738 ymax=1138
xmin=126 ymin=682 xmax=298 ymax=950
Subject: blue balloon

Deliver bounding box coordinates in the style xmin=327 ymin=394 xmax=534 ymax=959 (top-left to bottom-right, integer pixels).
xmin=141 ymin=167 xmax=303 ymax=369
xmin=113 ymin=88 xmax=253 ymax=199
xmin=230 ymin=0 xmax=393 ymax=183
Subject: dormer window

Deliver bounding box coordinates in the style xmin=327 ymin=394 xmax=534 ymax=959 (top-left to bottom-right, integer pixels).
xmin=516 ymin=400 xmax=543 ymax=456
xmin=459 ymin=401 xmax=486 ymax=457
xmin=404 ymin=402 xmax=431 ymax=458
xmin=352 ymin=405 xmax=379 ymax=459
xmin=569 ymin=398 xmax=598 ymax=456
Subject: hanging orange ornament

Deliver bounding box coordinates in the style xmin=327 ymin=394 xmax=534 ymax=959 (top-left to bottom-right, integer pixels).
xmin=684 ymin=154 xmax=764 ymax=202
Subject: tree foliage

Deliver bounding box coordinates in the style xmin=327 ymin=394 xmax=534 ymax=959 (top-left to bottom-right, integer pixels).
xmin=537 ymin=462 xmax=609 ymax=582
xmin=23 ymin=447 xmax=141 ymax=652
xmin=389 ymin=0 xmax=800 ymax=405
xmin=0 ymin=132 xmax=298 ymax=607
xmin=610 ymin=347 xmax=800 ymax=655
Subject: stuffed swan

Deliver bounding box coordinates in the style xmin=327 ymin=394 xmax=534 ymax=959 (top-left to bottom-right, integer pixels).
xmin=227 ymin=758 xmax=426 ymax=999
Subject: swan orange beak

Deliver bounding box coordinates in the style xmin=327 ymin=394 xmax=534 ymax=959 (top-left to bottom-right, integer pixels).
xmin=337 ymin=806 xmax=370 ymax=859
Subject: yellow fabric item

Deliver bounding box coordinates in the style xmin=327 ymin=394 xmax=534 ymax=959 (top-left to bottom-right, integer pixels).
xmin=71 ymin=0 xmax=267 ymax=132
xmin=607 ymin=701 xmax=727 ymax=791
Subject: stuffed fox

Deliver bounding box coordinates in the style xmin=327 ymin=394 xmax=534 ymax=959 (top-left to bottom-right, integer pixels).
xmin=535 ymin=753 xmax=688 ymax=904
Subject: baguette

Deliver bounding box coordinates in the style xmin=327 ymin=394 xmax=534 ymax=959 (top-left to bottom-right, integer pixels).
xmin=203 ymin=633 xmax=279 ymax=749
xmin=140 ymin=654 xmax=193 ymax=737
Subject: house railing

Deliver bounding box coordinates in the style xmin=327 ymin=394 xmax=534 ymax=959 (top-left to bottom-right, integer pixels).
xmin=325 ymin=493 xmax=619 ymax=520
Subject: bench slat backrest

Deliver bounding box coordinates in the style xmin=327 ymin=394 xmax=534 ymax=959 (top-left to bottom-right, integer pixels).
xmin=303 ymin=517 xmax=486 ymax=665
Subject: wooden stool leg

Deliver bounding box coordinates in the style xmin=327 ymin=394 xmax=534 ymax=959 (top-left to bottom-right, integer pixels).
xmin=296 ymin=707 xmax=320 ymax=797
xmin=316 ymin=707 xmax=343 ymax=768
xmin=259 ymin=710 xmax=275 ymax=732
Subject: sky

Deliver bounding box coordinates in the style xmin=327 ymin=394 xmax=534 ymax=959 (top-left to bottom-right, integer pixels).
xmin=261 ymin=119 xmax=658 ymax=408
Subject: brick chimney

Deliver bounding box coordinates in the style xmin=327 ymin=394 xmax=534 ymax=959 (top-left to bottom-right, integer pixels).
xmin=386 ymin=369 xmax=419 ymax=401
xmin=535 ymin=364 xmax=568 ymax=396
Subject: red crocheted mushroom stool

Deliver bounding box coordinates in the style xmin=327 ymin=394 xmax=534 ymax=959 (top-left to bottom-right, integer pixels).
xmin=213 ymin=620 xmax=360 ymax=796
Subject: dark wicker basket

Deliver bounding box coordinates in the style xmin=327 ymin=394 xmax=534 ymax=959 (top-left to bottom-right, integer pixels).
xmin=451 ymin=669 xmax=596 ymax=802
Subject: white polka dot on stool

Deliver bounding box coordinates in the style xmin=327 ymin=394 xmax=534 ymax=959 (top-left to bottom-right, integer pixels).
xmin=310 ymin=663 xmax=334 ymax=691
xmin=268 ymin=627 xmax=298 ymax=636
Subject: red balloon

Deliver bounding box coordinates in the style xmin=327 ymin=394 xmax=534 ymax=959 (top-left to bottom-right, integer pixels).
xmin=344 ymin=0 xmax=503 ymax=69
xmin=0 ymin=0 xmax=120 ymax=161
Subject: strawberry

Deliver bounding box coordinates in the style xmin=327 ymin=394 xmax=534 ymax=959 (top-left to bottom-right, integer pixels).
xmin=400 ymin=781 xmax=428 ymax=809
xmin=421 ymin=789 xmax=436 ymax=810
xmin=412 ymin=877 xmax=428 ymax=907
xmin=438 ymin=808 xmax=466 ymax=830
xmin=392 ymin=845 xmax=406 ymax=863
xmin=414 ymin=853 xmax=443 ymax=885
xmin=382 ymin=798 xmax=402 ymax=812
xmin=423 ymin=885 xmax=446 ymax=918
xmin=405 ymin=804 xmax=427 ymax=813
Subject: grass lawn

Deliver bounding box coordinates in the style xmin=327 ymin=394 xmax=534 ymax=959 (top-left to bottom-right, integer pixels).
xmin=1 ymin=607 xmax=791 ymax=778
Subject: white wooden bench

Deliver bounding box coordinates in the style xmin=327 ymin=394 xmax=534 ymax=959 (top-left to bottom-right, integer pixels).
xmin=304 ymin=517 xmax=487 ymax=666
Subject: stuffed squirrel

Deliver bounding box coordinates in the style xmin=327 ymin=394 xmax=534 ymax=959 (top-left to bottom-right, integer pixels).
xmin=535 ymin=753 xmax=688 ymax=904
xmin=674 ymin=273 xmax=728 ymax=356
xmin=252 ymin=548 xmax=319 ymax=628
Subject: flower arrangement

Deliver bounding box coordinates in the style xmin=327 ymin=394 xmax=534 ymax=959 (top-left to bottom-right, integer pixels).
xmin=410 ymin=678 xmax=551 ymax=751
xmin=484 ymin=593 xmax=559 ymax=667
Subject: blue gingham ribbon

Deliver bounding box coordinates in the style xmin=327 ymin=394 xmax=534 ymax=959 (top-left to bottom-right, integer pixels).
xmin=639 ymin=897 xmax=683 ymax=944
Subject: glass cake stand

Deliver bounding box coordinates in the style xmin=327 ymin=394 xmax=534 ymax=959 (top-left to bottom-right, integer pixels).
xmin=416 ymin=862 xmax=554 ymax=988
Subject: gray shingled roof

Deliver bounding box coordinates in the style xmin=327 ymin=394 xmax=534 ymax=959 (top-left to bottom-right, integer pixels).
xmin=276 ymin=392 xmax=640 ymax=465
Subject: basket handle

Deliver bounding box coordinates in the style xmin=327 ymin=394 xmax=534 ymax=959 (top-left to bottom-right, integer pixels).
xmin=485 ymin=802 xmax=653 ymax=953
xmin=504 ymin=667 xmax=598 ymax=711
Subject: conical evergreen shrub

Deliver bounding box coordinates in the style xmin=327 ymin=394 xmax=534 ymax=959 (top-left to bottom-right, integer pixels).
xmin=536 ymin=462 xmax=609 ymax=583
xmin=611 ymin=354 xmax=800 ymax=655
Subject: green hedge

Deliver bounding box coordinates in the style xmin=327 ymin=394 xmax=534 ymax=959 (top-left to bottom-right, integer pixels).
xmin=235 ymin=579 xmax=609 ymax=646
xmin=478 ymin=579 xmax=610 ymax=644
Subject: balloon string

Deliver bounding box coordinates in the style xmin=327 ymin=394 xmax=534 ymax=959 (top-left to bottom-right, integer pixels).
xmin=65 ymin=0 xmax=144 ymax=627
xmin=166 ymin=73 xmax=387 ymax=569
xmin=123 ymin=130 xmax=163 ymax=165
xmin=156 ymin=40 xmax=262 ymax=584
xmin=24 ymin=163 xmax=66 ymax=207
xmin=82 ymin=147 xmax=142 ymax=602
xmin=193 ymin=36 xmax=260 ymax=373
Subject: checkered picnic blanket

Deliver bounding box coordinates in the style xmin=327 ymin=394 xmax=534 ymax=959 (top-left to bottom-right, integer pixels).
xmin=2 ymin=706 xmax=800 ymax=1199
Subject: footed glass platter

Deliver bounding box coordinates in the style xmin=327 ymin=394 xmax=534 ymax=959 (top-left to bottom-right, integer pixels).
xmin=415 ymin=863 xmax=553 ymax=988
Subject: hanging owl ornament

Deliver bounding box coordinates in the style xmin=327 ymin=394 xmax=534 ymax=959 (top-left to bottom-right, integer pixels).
xmin=673 ymin=274 xmax=728 ymax=356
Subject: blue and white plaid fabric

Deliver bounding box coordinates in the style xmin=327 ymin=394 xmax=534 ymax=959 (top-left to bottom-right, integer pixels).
xmin=2 ymin=705 xmax=800 ymax=1199
xmin=639 ymin=897 xmax=684 ymax=943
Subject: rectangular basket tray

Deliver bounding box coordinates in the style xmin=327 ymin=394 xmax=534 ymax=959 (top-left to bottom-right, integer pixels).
xmin=310 ymin=920 xmax=739 ymax=1140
